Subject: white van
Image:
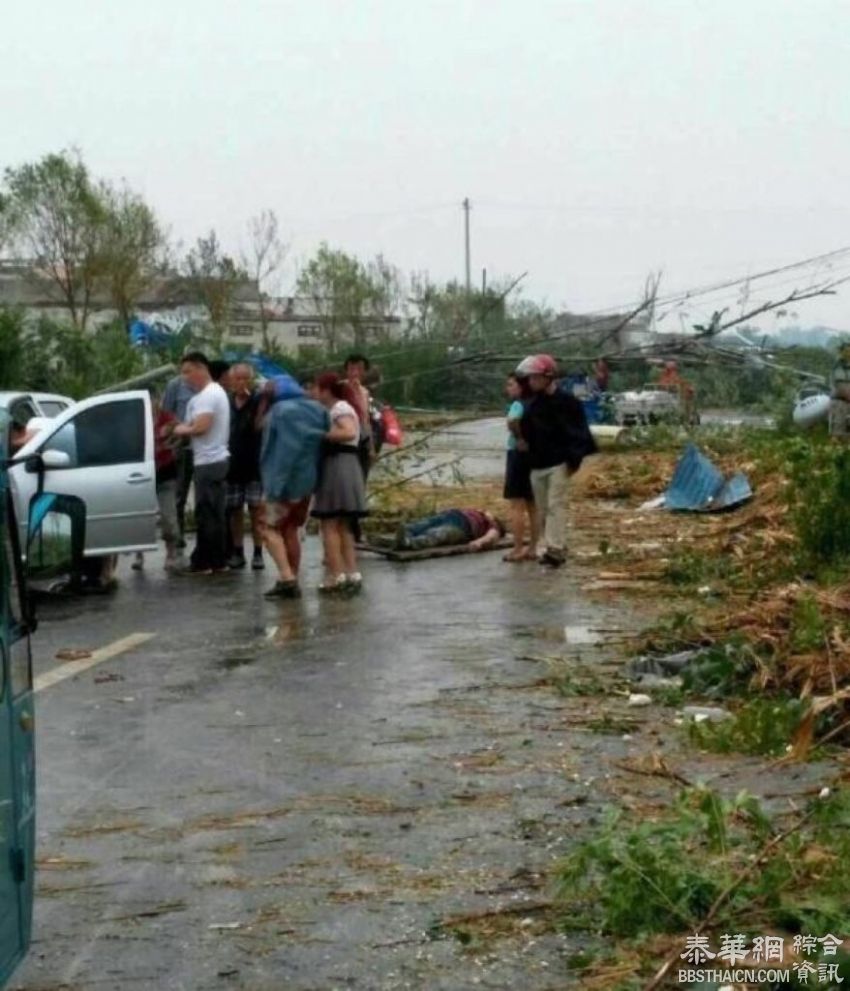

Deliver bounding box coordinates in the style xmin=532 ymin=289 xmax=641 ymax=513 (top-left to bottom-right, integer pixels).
xmin=6 ymin=392 xmax=158 ymax=557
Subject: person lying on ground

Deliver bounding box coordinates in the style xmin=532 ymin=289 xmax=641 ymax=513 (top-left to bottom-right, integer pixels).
xmin=395 ymin=509 xmax=506 ymax=553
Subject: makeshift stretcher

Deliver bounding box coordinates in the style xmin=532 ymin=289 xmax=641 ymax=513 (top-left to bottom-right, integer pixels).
xmin=357 ymin=536 xmax=514 ymax=562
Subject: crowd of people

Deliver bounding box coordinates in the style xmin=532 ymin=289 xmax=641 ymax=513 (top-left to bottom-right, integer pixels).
xmin=141 ymin=352 xmax=378 ymax=598
xmin=141 ymin=349 xmax=596 ymax=597
xmin=392 ymin=353 xmax=598 ymax=564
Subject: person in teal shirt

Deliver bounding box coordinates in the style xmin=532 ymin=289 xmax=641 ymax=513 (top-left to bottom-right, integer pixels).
xmin=502 ymin=373 xmax=538 ymax=561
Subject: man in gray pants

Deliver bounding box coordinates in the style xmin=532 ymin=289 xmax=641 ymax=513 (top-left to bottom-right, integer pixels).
xmin=161 ymin=372 xmax=196 ymax=545
xmin=173 ymin=353 xmax=231 ymax=574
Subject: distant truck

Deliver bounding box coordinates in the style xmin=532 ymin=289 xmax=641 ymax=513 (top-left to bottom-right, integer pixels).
xmin=612 ymin=385 xmax=684 ymax=426
xmin=612 ymin=362 xmax=699 ymax=427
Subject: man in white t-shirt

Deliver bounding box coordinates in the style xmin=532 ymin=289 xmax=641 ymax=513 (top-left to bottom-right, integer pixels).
xmin=173 ymin=352 xmax=231 ymax=574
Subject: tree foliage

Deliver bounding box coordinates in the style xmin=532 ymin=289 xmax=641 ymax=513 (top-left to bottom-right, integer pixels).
xmin=295 ymin=243 xmax=400 ymax=350
xmin=183 ymin=230 xmax=248 ymax=350
xmin=1 ymin=150 xmax=166 ymax=331
xmin=2 ymin=151 xmax=107 ymax=329
xmin=0 ymin=308 xmax=173 ymax=397
xmin=242 ymin=209 xmax=288 ymax=350
xmin=99 ymin=183 xmax=165 ymax=329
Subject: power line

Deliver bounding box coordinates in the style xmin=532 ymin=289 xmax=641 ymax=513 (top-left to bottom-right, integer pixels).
xmin=462 ymin=198 xmax=472 ymax=300
xmin=294 ymin=243 xmax=850 ymax=389
xmin=373 ymin=277 xmax=843 ymax=388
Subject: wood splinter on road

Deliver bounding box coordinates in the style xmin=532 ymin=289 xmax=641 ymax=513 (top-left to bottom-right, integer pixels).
xmin=34 ymin=632 xmax=156 ymax=694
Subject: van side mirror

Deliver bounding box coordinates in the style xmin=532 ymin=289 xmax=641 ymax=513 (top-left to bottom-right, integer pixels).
xmin=41 ymin=450 xmax=71 ymax=469
xmin=23 ymin=449 xmax=71 ymax=473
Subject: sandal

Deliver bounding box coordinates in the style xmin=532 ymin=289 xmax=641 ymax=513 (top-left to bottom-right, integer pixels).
xmin=318 ymin=576 xmax=348 ymax=594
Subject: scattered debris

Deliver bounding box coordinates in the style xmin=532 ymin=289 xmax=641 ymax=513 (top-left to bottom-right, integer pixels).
xmin=582 ymin=578 xmax=661 ymax=593
xmin=55 ymin=648 xmax=92 ymax=662
xmin=641 ymin=443 xmax=753 ymax=513
xmin=628 ymin=649 xmax=701 ymax=679
xmin=108 ymin=900 xmax=187 ymax=922
xmin=431 ymin=899 xmax=552 ymax=940
xmin=609 ymin=753 xmax=691 ymax=788
xmin=36 ymin=855 xmax=92 ymax=872
xmin=563 ymin=625 xmax=602 ymax=645
xmin=638 ymin=495 xmax=666 ymax=512
xmin=682 ymin=705 xmax=732 ymax=723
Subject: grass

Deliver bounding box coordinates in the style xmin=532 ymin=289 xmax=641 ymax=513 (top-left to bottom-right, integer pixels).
xmin=556 ymin=785 xmax=850 ymax=944
xmin=549 ymin=424 xmax=850 ymax=983
xmin=546 ymin=661 xmax=611 ymax=698
xmin=664 ymin=547 xmax=737 ymax=590
xmin=686 ymin=697 xmax=812 ymax=757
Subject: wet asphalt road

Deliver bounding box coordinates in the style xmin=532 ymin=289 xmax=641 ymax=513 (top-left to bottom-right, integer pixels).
xmin=11 ymin=416 xmax=829 ymax=991
xmin=12 ymin=534 xmax=635 ymax=991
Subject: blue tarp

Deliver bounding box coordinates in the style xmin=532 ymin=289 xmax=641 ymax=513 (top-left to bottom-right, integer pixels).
xmin=665 ymin=443 xmax=753 ymax=513
xmin=129 ymin=319 xmax=176 ymax=350
xmin=222 ymin=352 xmax=288 ymax=380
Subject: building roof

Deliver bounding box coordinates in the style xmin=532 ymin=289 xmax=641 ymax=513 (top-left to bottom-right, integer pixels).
xmin=0 ymin=262 xmax=261 ymax=310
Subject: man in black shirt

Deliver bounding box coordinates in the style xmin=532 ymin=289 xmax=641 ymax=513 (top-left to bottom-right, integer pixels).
xmin=226 ymin=363 xmax=264 ymax=569
xmin=517 ymin=354 xmax=597 ymax=567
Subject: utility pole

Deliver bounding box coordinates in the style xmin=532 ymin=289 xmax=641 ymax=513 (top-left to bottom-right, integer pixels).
xmin=462 ymin=198 xmax=471 ymax=298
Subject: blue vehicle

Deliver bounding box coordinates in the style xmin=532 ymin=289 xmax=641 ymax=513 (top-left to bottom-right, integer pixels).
xmin=559 ymin=374 xmax=615 ymax=425
xmin=0 ymin=408 xmax=86 ymax=986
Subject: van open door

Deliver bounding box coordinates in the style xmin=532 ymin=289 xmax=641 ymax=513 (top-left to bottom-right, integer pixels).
xmin=0 ymin=406 xmax=30 ymax=984
xmin=0 ymin=488 xmax=35 ymax=987
xmin=10 ymin=392 xmax=158 ymax=556
xmin=0 ymin=428 xmax=87 ymax=986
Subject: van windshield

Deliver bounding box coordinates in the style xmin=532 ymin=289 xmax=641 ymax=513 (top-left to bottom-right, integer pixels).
xmin=37 ymin=402 xmax=67 ymax=418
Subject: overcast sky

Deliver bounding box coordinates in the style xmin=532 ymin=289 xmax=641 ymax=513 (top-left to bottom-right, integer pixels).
xmin=4 ymin=0 xmax=850 ymax=328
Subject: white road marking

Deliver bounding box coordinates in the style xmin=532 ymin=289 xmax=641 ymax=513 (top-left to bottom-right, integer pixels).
xmin=34 ymin=632 xmax=156 ymax=694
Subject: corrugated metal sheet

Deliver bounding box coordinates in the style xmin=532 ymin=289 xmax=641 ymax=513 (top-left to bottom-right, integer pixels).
xmin=665 ymin=443 xmax=753 ymax=513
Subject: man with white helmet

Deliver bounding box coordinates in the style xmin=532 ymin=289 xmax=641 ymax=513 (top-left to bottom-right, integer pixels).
xmin=515 ymin=354 xmax=597 ymax=567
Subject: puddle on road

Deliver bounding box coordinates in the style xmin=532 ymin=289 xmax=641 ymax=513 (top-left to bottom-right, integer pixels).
xmin=264 ymin=619 xmax=313 ymax=647
xmin=217 ymin=620 xmax=314 ymax=669
xmin=511 ymin=624 xmax=612 ymax=646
